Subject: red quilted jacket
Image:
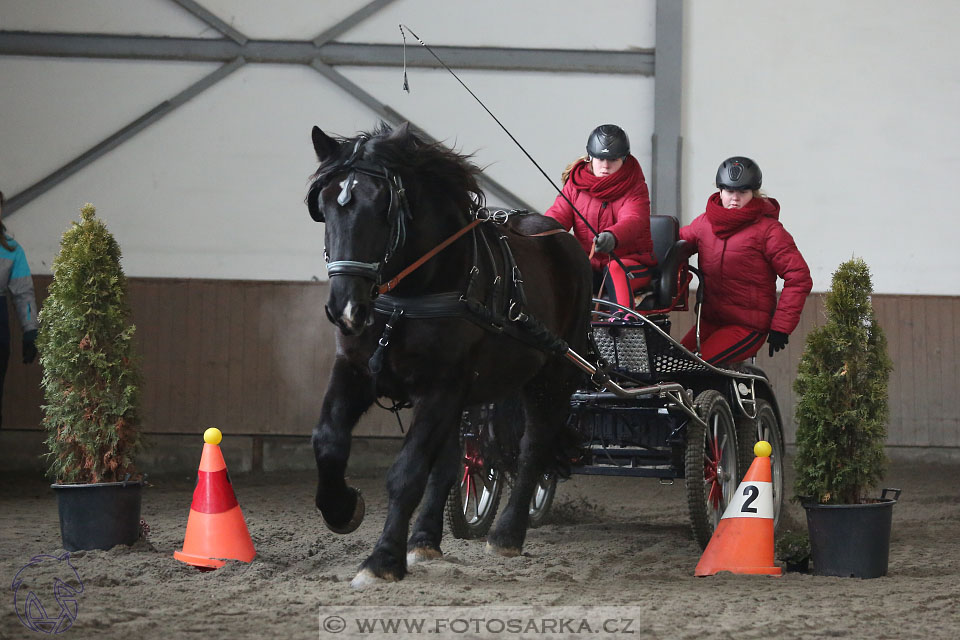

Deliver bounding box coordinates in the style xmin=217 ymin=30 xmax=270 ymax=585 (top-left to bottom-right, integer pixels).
xmin=680 ymin=193 xmax=812 ymax=334
xmin=544 ymin=156 xmax=655 ymax=272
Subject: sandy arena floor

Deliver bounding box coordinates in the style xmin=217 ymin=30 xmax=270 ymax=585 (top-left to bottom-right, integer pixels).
xmin=1 ymin=455 xmax=958 ymax=639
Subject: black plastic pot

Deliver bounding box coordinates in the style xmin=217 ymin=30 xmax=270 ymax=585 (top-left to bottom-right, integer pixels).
xmin=804 ymin=488 xmax=900 ymax=578
xmin=51 ymin=480 xmax=144 ymax=551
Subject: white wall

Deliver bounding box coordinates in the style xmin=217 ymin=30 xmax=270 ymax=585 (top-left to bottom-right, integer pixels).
xmin=682 ymin=0 xmax=960 ymax=295
xmin=1 ymin=0 xmax=657 ymax=281
xmin=7 ymin=0 xmax=954 ymax=294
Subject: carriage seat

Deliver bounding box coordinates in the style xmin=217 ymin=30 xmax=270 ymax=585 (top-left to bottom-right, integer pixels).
xmin=635 ymin=214 xmax=691 ymax=311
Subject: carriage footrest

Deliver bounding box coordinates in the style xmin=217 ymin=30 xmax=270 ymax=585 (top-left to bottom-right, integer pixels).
xmin=572 ymin=465 xmax=680 ymax=479
xmin=575 ymin=446 xmax=678 ymax=476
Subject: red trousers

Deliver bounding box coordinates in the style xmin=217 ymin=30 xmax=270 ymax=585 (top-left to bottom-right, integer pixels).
xmin=681 ymin=318 xmax=766 ymax=366
xmin=594 ymin=260 xmax=652 ymax=309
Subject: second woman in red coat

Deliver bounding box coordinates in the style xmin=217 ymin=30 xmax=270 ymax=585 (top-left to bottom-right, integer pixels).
xmin=680 ymin=156 xmax=812 ymax=365
xmin=544 ymin=124 xmax=656 ymax=308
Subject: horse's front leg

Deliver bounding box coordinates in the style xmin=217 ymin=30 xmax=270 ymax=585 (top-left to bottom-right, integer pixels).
xmin=406 ymin=424 xmax=460 ymax=565
xmin=313 ymin=357 xmax=375 ymax=534
xmin=352 ymin=396 xmax=462 ymax=587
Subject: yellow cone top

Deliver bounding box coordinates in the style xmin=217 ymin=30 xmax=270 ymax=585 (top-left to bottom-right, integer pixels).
xmin=754 ymin=440 xmax=772 ymax=458
xmin=204 ymin=427 xmax=223 ymax=445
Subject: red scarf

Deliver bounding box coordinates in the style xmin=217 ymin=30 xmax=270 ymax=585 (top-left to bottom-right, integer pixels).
xmin=704 ymin=192 xmax=772 ymax=238
xmin=569 ymin=155 xmax=644 ymax=201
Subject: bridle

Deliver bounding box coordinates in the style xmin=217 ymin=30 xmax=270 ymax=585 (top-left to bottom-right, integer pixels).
xmin=317 ymin=137 xmax=413 ymax=288
xmin=315 ymin=137 xmax=483 ymax=297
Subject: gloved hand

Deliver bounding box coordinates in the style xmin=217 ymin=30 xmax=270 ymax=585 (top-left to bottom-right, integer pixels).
xmin=593 ymin=231 xmax=617 ymax=254
xmin=22 ymin=329 xmax=37 ymax=364
xmin=767 ymin=330 xmax=788 ymax=357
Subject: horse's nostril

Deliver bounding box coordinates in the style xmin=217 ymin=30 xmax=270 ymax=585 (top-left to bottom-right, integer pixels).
xmin=324 ymin=305 xmax=337 ymax=325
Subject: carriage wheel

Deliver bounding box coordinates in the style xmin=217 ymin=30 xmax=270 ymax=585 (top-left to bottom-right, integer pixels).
xmin=736 ymin=399 xmax=785 ymax=531
xmin=685 ymin=390 xmax=739 ymax=550
xmin=446 ymin=415 xmax=503 ymax=540
xmin=527 ymin=473 xmax=557 ymax=528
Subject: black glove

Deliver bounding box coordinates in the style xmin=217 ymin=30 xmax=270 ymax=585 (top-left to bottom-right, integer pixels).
xmin=767 ymin=330 xmax=788 ymax=357
xmin=22 ymin=329 xmax=37 ymax=364
xmin=593 ymin=231 xmax=617 ymax=254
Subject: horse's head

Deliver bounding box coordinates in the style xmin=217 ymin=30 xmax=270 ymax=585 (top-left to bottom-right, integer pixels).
xmin=306 ymin=124 xmax=414 ymax=336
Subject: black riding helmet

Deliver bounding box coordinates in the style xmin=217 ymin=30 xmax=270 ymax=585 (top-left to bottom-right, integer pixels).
xmin=586 ymin=124 xmax=630 ymax=160
xmin=716 ymin=156 xmax=762 ymax=191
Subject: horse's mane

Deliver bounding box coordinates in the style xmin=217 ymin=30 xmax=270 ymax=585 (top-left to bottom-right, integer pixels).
xmin=313 ymin=122 xmax=485 ymax=213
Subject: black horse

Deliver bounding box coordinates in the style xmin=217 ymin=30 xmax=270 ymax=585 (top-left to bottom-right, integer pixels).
xmin=305 ymin=122 xmax=591 ymax=586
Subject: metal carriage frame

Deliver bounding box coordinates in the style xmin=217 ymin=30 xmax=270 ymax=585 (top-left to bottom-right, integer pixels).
xmin=446 ymin=215 xmax=787 ymax=550
xmin=569 ymin=300 xmax=786 ymax=549
xmin=447 ymin=302 xmax=787 ymax=551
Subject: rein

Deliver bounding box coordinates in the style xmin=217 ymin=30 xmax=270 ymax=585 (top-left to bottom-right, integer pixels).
xmin=372 ymin=209 xmax=572 ymax=363
xmin=378 ymin=218 xmax=481 ymax=294
xmin=376 ymin=212 xmax=563 ymax=294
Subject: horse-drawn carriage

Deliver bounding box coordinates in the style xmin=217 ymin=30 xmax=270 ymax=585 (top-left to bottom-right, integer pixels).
xmin=307 ymin=123 xmax=785 ymax=585
xmin=447 ymin=214 xmax=786 ymax=551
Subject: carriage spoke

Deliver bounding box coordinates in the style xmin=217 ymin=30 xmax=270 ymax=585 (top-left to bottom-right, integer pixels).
xmin=461 ymin=475 xmax=473 ymax=518
xmin=708 ymin=479 xmax=723 ymax=511
xmin=481 ymin=470 xmax=497 ymax=494
xmin=470 ymin=476 xmax=482 ymax=520
xmin=704 ymin=414 xmax=728 ymax=512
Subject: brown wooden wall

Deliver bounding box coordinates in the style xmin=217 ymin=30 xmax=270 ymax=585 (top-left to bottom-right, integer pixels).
xmin=5 ymin=277 xmax=959 ymax=449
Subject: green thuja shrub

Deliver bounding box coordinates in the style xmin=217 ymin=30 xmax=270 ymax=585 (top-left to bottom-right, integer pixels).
xmin=38 ymin=204 xmax=141 ymax=483
xmin=793 ymin=258 xmax=892 ymax=504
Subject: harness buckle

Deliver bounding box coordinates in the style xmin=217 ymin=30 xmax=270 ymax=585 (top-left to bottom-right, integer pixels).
xmin=508 ymin=301 xmax=528 ymax=323
xmin=491 ymin=209 xmax=509 ymax=224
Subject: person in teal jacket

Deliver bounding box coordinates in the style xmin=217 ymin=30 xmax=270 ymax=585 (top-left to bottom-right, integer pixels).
xmin=0 ymin=190 xmax=38 ymax=428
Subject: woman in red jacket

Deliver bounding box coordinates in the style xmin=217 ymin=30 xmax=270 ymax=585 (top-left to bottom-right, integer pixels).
xmin=544 ymin=124 xmax=656 ymax=308
xmin=679 ymin=157 xmax=812 ymax=365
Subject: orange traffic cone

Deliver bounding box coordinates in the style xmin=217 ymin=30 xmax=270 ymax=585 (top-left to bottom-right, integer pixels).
xmin=174 ymin=428 xmax=256 ymax=569
xmin=695 ymin=440 xmax=782 ymax=576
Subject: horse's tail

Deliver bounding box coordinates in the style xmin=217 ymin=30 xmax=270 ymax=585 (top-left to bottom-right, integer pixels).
xmin=543 ymin=414 xmax=585 ymax=480
xmin=486 ymin=395 xmax=523 ymax=473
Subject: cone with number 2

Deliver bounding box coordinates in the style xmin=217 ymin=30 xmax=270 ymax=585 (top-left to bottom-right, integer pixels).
xmin=174 ymin=428 xmax=256 ymax=569
xmin=695 ymin=440 xmax=782 ymax=576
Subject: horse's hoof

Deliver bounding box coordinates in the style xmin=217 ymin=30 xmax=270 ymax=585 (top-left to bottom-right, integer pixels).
xmin=319 ymin=488 xmax=365 ymax=534
xmin=350 ymin=568 xmax=398 ymax=588
xmin=485 ymin=541 xmax=521 ymax=558
xmin=406 ymin=546 xmax=442 ymax=566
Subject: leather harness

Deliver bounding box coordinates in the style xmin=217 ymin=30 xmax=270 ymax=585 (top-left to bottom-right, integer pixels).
xmin=313 ymin=143 xmax=571 ymax=376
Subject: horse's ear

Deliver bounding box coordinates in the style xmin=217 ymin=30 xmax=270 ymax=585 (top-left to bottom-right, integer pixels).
xmin=312 ymin=126 xmax=338 ymax=162
xmin=391 ymin=121 xmax=419 ymax=146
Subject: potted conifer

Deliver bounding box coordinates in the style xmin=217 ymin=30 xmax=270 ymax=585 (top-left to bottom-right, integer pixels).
xmin=793 ymin=258 xmax=898 ymax=578
xmin=38 ymin=204 xmax=144 ymax=551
